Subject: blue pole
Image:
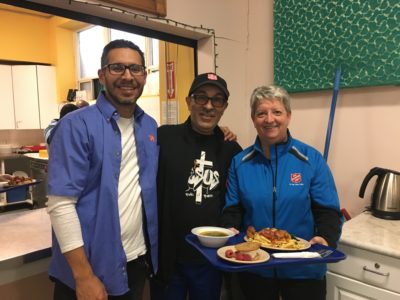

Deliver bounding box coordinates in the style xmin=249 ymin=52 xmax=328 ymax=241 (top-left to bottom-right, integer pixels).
xmin=323 ymin=67 xmax=341 ymax=161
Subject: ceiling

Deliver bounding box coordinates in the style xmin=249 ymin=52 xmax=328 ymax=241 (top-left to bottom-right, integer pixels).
xmin=0 ymin=3 xmax=53 ymax=18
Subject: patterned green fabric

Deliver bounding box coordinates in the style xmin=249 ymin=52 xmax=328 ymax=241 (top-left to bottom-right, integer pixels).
xmin=274 ymin=0 xmax=400 ymax=92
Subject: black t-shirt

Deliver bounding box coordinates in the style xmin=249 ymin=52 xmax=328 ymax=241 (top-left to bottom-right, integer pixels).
xmin=156 ymin=118 xmax=242 ymax=281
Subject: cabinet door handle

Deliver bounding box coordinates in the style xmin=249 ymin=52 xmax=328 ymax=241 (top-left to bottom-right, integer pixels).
xmin=363 ymin=266 xmax=390 ymax=276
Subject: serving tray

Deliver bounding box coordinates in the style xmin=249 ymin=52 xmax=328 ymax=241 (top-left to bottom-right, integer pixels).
xmin=186 ymin=232 xmax=346 ymax=272
xmin=0 ymin=180 xmax=42 ymax=193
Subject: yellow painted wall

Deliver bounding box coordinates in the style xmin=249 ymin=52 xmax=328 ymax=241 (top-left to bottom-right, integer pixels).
xmin=50 ymin=17 xmax=83 ymax=102
xmin=159 ymin=41 xmax=195 ymax=123
xmin=0 ymin=9 xmax=52 ymax=64
xmin=0 ymin=7 xmax=84 ymax=103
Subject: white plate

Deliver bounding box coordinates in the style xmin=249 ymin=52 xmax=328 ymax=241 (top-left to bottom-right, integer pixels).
xmin=244 ymin=236 xmax=311 ymax=251
xmin=217 ymin=245 xmax=270 ymax=264
xmin=12 ymin=171 xmax=29 ymax=177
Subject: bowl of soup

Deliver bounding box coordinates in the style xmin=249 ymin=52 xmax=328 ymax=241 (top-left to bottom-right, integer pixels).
xmin=191 ymin=226 xmax=235 ymax=248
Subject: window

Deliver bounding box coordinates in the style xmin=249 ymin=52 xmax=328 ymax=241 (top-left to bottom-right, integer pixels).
xmin=78 ymin=27 xmax=159 ymax=78
xmin=78 ymin=26 xmax=106 ymax=78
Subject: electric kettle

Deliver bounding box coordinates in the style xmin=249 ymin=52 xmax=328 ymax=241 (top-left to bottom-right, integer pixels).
xmin=359 ymin=167 xmax=400 ymax=220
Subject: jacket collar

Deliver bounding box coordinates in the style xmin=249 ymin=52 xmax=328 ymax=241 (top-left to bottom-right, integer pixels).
xmin=252 ymin=130 xmax=293 ymax=160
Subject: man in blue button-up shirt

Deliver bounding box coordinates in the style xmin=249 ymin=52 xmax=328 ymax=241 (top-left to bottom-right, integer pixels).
xmin=47 ymin=39 xmax=159 ymax=300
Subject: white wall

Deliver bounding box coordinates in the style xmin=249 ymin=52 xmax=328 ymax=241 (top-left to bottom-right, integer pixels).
xmin=167 ymin=0 xmax=274 ymax=148
xmin=33 ymin=0 xmax=400 ymax=218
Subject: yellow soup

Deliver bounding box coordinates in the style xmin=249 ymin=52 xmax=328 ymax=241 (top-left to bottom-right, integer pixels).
xmin=200 ymin=231 xmax=228 ymax=237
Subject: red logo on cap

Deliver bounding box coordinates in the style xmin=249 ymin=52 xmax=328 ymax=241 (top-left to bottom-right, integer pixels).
xmin=208 ymin=73 xmax=218 ymax=80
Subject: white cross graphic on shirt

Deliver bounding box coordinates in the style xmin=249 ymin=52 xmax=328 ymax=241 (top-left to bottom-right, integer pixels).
xmin=194 ymin=151 xmax=213 ymax=204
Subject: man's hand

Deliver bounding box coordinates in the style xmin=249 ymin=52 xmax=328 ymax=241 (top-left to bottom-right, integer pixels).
xmin=75 ymin=273 xmax=107 ymax=300
xmin=220 ymin=126 xmax=237 ymax=141
xmin=64 ymin=247 xmax=108 ymax=300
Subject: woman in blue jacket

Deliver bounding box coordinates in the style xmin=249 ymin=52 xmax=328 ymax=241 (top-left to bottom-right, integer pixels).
xmin=221 ymin=85 xmax=342 ymax=300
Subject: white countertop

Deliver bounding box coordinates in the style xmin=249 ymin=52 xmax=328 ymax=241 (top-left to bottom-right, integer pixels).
xmin=0 ymin=208 xmax=51 ymax=262
xmin=340 ymin=211 xmax=400 ymax=258
xmin=23 ymin=153 xmax=48 ymax=161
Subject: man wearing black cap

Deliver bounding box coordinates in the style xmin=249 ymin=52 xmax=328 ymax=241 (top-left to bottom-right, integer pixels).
xmin=151 ymin=73 xmax=242 ymax=300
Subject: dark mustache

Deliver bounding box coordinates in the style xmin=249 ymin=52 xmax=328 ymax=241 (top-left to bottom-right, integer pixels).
xmin=200 ymin=110 xmax=216 ymax=117
xmin=118 ymin=79 xmax=138 ymax=88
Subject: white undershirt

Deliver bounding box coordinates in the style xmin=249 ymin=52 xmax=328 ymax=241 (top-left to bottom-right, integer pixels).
xmin=47 ymin=116 xmax=146 ymax=261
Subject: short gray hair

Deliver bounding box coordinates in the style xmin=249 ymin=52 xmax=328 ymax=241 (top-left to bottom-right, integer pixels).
xmin=250 ymin=85 xmax=291 ymax=118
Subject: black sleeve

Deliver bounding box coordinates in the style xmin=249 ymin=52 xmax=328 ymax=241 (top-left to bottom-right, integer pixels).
xmin=219 ymin=204 xmax=244 ymax=230
xmin=312 ymin=203 xmax=342 ymax=248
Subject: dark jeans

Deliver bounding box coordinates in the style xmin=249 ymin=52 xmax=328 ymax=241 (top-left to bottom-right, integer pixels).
xmin=150 ymin=262 xmax=221 ymax=300
xmin=238 ymin=272 xmax=326 ymax=300
xmin=52 ymin=255 xmax=148 ymax=300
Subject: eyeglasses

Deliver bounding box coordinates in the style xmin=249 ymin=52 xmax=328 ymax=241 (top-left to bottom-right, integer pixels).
xmin=103 ymin=63 xmax=146 ymax=76
xmin=191 ymin=94 xmax=227 ymax=108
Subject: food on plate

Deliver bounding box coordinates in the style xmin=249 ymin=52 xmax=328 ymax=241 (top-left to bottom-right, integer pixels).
xmin=245 ymin=226 xmax=307 ymax=250
xmin=199 ymin=230 xmax=229 ymax=237
xmin=224 ymin=242 xmax=261 ymax=261
xmin=7 ymin=176 xmax=33 ymax=186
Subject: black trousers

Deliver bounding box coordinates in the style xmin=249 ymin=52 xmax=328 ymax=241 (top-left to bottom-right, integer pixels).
xmin=238 ymin=272 xmax=326 ymax=300
xmin=52 ymin=255 xmax=148 ymax=300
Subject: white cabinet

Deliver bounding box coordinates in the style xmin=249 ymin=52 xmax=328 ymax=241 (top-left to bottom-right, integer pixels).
xmin=12 ymin=65 xmax=41 ymax=129
xmin=0 ymin=65 xmax=58 ymax=130
xmin=327 ymin=244 xmax=400 ymax=300
xmin=0 ymin=65 xmax=15 ymax=129
xmin=327 ymin=271 xmax=400 ymax=300
xmin=37 ymin=65 xmax=58 ymax=129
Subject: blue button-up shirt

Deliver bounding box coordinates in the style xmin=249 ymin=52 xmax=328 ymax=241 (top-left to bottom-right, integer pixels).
xmin=48 ymin=93 xmax=159 ymax=295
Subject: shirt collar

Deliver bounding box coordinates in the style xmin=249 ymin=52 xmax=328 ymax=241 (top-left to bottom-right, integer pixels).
xmin=96 ymin=91 xmax=144 ymax=122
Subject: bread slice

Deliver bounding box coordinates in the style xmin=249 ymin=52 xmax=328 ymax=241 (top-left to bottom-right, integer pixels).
xmin=234 ymin=242 xmax=261 ymax=252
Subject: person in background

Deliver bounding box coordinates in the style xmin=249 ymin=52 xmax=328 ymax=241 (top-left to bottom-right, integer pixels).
xmin=220 ymin=85 xmax=343 ymax=300
xmin=150 ymin=73 xmax=242 ymax=300
xmin=44 ymin=103 xmax=79 ymax=144
xmin=75 ymin=99 xmax=89 ymax=108
xmin=47 ymin=39 xmax=158 ymax=300
xmin=0 ymin=174 xmax=13 ymax=182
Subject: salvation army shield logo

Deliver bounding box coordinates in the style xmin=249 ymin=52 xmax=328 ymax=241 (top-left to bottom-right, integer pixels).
xmin=290 ymin=173 xmax=302 ymax=184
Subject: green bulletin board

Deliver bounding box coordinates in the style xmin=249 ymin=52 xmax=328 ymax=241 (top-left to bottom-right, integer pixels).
xmin=274 ymin=0 xmax=400 ymax=92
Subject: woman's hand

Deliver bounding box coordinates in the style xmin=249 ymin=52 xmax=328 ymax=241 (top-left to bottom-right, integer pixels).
xmin=309 ymin=236 xmax=328 ymax=246
xmin=228 ymin=227 xmax=240 ymax=235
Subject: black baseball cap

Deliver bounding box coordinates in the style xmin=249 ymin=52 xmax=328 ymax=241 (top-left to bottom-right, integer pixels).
xmin=188 ymin=73 xmax=229 ymax=99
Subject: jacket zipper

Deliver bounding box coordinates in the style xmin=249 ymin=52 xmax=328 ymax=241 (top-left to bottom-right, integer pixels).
xmin=272 ymin=145 xmax=278 ymax=227
xmin=272 ymin=145 xmax=278 ymax=279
